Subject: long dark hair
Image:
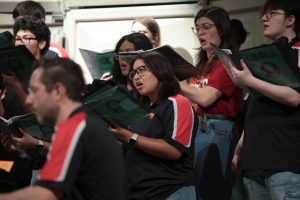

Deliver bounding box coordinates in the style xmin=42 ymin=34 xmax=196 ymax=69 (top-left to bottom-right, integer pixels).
xmin=111 ymin=33 xmax=152 ymax=85
xmin=129 ymin=51 xmax=180 ymax=104
xmin=194 ymin=6 xmax=237 ymax=74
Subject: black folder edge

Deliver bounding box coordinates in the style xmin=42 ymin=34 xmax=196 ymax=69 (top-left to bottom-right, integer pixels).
xmin=0 ymin=45 xmax=35 ymax=81
xmin=117 ymin=45 xmax=201 ymax=80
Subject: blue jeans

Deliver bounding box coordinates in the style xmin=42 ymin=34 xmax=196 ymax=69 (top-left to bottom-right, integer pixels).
xmin=194 ymin=118 xmax=236 ymax=200
xmin=244 ymin=171 xmax=300 ymax=200
xmin=166 ymin=186 xmax=196 ymax=200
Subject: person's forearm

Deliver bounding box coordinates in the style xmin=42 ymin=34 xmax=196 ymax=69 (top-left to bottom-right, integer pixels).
xmin=179 ymin=82 xmax=221 ymax=107
xmin=246 ymin=76 xmax=300 ymax=106
xmin=234 ymin=132 xmax=244 ymax=156
xmin=0 ymin=186 xmax=60 ymax=200
xmin=134 ymin=135 xmax=182 ymax=160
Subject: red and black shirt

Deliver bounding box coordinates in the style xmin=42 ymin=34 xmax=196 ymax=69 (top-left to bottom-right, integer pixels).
xmin=35 ymin=106 xmax=127 ymax=200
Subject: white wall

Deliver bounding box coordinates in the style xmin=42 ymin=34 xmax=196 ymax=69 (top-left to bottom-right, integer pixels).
xmin=64 ymin=3 xmax=200 ymax=83
xmin=211 ymin=0 xmax=270 ymax=49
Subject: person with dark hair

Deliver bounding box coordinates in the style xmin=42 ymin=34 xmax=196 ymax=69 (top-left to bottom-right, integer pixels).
xmin=0 ymin=57 xmax=127 ymax=200
xmin=228 ymin=0 xmax=300 ymax=199
xmin=110 ymin=32 xmax=152 ymax=88
xmin=13 ymin=0 xmax=46 ymax=21
xmin=109 ymin=51 xmax=198 ymax=200
xmin=13 ymin=15 xmax=51 ymax=57
xmin=230 ymin=19 xmax=248 ymax=49
xmin=131 ymin=17 xmax=161 ymax=47
xmin=179 ymin=6 xmax=241 ymax=200
xmin=12 ymin=0 xmax=68 ymax=58
xmin=0 ymin=15 xmax=51 ymax=191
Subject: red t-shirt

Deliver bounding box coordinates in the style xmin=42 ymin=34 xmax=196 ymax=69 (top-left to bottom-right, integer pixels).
xmin=188 ymin=60 xmax=241 ymax=118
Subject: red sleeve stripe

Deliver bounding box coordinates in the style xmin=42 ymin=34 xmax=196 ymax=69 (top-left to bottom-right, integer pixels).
xmin=38 ymin=112 xmax=87 ymax=181
xmin=169 ymin=95 xmax=194 ymax=147
xmin=57 ymin=120 xmax=86 ymax=181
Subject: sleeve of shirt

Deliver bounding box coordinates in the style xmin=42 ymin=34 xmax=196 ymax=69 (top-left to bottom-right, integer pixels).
xmin=207 ymin=60 xmax=236 ymax=97
xmin=161 ymin=95 xmax=196 ymax=153
xmin=34 ymin=112 xmax=87 ymax=193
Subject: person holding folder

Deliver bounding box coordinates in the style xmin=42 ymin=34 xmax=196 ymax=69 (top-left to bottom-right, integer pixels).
xmin=229 ymin=0 xmax=300 ymax=199
xmin=0 ymin=57 xmax=127 ymax=200
xmin=0 ymin=15 xmax=51 ymax=191
xmin=179 ymin=6 xmax=241 ymax=200
xmin=110 ymin=51 xmax=198 ymax=199
xmin=110 ymin=32 xmax=152 ymax=89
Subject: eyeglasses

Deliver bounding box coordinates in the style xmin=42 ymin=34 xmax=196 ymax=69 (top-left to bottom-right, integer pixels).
xmin=14 ymin=37 xmax=37 ymax=45
xmin=264 ymin=10 xmax=285 ymax=20
xmin=191 ymin=23 xmax=215 ymax=34
xmin=129 ymin=65 xmax=149 ymax=80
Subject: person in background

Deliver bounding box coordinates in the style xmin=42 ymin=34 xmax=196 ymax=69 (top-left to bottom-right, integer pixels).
xmin=0 ymin=57 xmax=127 ymax=200
xmin=229 ymin=18 xmax=249 ymax=200
xmin=12 ymin=0 xmax=69 ymax=58
xmin=229 ymin=0 xmax=300 ymax=199
xmin=230 ymin=19 xmax=248 ymax=50
xmin=179 ymin=6 xmax=241 ymax=200
xmin=110 ymin=51 xmax=198 ymax=200
xmin=131 ymin=17 xmax=161 ymax=47
xmin=0 ymin=16 xmax=51 ymax=192
xmin=110 ymin=32 xmax=152 ymax=89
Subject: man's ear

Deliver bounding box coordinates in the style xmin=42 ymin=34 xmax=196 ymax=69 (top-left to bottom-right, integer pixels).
xmin=286 ymin=15 xmax=295 ymax=28
xmin=51 ymin=82 xmax=67 ymax=101
xmin=39 ymin=40 xmax=46 ymax=51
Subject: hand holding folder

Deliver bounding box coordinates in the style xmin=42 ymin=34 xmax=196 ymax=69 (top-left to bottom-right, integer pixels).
xmin=0 ymin=45 xmax=35 ymax=82
xmin=0 ymin=113 xmax=53 ymax=142
xmin=84 ymin=81 xmax=150 ymax=128
xmin=116 ymin=45 xmax=201 ymax=81
xmin=211 ymin=38 xmax=300 ymax=88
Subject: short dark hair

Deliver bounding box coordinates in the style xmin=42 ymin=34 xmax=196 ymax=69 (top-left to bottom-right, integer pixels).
xmin=33 ymin=57 xmax=85 ymax=102
xmin=111 ymin=32 xmax=153 ymax=85
xmin=231 ymin=19 xmax=248 ymax=48
xmin=262 ymin=0 xmax=300 ymax=36
xmin=129 ymin=51 xmax=180 ymax=103
xmin=13 ymin=15 xmax=50 ymax=55
xmin=13 ymin=0 xmax=46 ymax=20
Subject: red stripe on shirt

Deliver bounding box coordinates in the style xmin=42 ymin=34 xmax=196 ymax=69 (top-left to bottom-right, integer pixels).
xmin=39 ymin=112 xmax=87 ymax=181
xmin=169 ymin=95 xmax=194 ymax=147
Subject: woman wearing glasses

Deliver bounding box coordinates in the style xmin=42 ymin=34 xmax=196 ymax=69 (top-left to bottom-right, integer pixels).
xmin=179 ymin=6 xmax=240 ymax=200
xmin=0 ymin=15 xmax=51 ymax=191
xmin=110 ymin=32 xmax=152 ymax=90
xmin=229 ymin=0 xmax=300 ymax=199
xmin=110 ymin=51 xmax=198 ymax=200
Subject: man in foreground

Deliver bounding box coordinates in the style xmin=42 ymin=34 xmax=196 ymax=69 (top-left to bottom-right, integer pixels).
xmin=0 ymin=58 xmax=127 ymax=200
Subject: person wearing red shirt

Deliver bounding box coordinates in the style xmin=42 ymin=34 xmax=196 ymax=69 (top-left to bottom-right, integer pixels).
xmin=179 ymin=6 xmax=241 ymax=200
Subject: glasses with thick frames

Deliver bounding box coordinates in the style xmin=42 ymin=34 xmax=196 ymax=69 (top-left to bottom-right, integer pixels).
xmin=129 ymin=65 xmax=149 ymax=81
xmin=263 ymin=10 xmax=285 ymax=20
xmin=14 ymin=37 xmax=37 ymax=45
xmin=191 ymin=23 xmax=215 ymax=34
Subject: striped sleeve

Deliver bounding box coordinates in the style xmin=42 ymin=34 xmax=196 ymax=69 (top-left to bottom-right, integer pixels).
xmin=168 ymin=95 xmax=194 ymax=147
xmin=38 ymin=112 xmax=87 ymax=182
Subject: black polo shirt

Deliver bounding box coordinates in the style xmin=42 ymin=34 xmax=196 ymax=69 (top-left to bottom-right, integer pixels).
xmin=125 ymin=94 xmax=198 ymax=200
xmin=35 ymin=106 xmax=127 ymax=200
